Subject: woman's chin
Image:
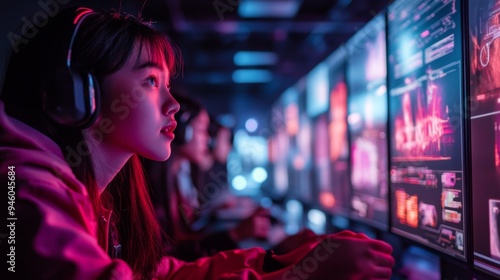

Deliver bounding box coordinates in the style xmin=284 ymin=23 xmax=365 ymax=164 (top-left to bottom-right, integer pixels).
xmin=143 ymin=150 xmax=171 ymax=162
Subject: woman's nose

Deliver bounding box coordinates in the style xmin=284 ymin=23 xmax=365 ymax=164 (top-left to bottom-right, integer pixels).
xmin=163 ymin=94 xmax=180 ymax=116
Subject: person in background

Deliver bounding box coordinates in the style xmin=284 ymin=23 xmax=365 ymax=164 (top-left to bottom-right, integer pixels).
xmin=0 ymin=6 xmax=395 ymax=279
xmin=192 ymin=117 xmax=343 ymax=256
xmin=191 ymin=117 xmax=241 ymax=215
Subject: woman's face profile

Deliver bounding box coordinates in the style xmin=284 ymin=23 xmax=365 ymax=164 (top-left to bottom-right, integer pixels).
xmin=92 ymin=44 xmax=180 ymax=161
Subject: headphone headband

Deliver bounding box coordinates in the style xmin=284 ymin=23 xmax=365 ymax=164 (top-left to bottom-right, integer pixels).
xmin=42 ymin=7 xmax=100 ymax=128
xmin=67 ymin=8 xmax=94 ymax=68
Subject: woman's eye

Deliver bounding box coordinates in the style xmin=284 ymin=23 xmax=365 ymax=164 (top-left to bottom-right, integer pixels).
xmin=145 ymin=76 xmax=158 ymax=87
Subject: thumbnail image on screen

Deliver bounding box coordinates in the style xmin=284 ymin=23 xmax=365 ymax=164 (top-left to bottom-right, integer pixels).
xmin=470 ymin=0 xmax=500 ymax=276
xmin=388 ymin=0 xmax=466 ymax=259
xmin=346 ymin=13 xmax=389 ymax=229
xmin=320 ymin=49 xmax=350 ymax=216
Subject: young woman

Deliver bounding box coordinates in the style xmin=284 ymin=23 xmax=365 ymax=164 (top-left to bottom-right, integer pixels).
xmin=0 ymin=6 xmax=395 ymax=279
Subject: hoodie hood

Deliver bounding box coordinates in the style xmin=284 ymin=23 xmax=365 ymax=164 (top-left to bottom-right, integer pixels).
xmin=0 ymin=101 xmax=88 ymax=196
xmin=0 ymin=101 xmax=135 ymax=279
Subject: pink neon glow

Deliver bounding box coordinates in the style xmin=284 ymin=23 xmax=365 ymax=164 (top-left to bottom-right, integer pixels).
xmin=393 ymin=77 xmax=452 ymax=158
xmin=285 ymin=103 xmax=299 ymax=136
xmin=320 ymin=192 xmax=336 ymax=209
xmin=268 ymin=137 xmax=276 ymax=163
xmin=314 ymin=115 xmax=331 ymax=189
xmin=421 ymin=30 xmax=430 ymax=38
xmin=496 ymin=120 xmax=500 ymax=167
xmin=351 ymin=138 xmax=378 ymax=189
xmin=329 ymin=81 xmax=348 ymax=161
xmin=470 ymin=9 xmax=500 ymax=94
xmin=314 ymin=115 xmax=329 ymax=165
xmin=74 ymin=8 xmax=93 ymax=24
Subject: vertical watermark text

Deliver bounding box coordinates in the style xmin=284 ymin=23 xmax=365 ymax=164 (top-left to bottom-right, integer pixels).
xmin=7 ymin=166 xmax=16 ymax=273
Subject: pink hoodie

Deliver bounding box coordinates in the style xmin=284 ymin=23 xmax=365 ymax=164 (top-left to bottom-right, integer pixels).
xmin=0 ymin=102 xmax=321 ymax=280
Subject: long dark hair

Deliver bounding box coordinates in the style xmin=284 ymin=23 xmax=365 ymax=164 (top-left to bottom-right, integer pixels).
xmin=1 ymin=7 xmax=182 ymax=279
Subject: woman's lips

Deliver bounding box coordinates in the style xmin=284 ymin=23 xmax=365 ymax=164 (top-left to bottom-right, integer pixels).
xmin=161 ymin=121 xmax=177 ymax=133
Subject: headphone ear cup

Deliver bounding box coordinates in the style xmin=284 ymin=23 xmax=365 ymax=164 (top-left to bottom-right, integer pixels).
xmin=82 ymin=71 xmax=99 ymax=128
xmin=43 ymin=66 xmax=98 ymax=128
xmin=67 ymin=67 xmax=98 ymax=128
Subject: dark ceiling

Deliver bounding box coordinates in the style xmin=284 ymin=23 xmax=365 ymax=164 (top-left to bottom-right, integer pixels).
xmin=1 ymin=0 xmax=390 ymax=131
xmin=140 ymin=0 xmax=390 ymax=130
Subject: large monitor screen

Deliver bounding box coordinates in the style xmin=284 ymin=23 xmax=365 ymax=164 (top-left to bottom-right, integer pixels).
xmin=312 ymin=112 xmax=332 ymax=210
xmin=346 ymin=13 xmax=389 ymax=229
xmin=305 ymin=61 xmax=331 ymax=204
xmin=269 ymin=102 xmax=289 ymax=197
xmin=307 ymin=62 xmax=329 ymax=118
xmin=387 ymin=0 xmax=466 ymax=260
xmin=295 ymin=109 xmax=313 ymax=203
xmin=284 ymin=80 xmax=313 ymax=203
xmin=469 ymin=0 xmax=500 ymax=276
xmin=318 ymin=48 xmax=350 ymax=216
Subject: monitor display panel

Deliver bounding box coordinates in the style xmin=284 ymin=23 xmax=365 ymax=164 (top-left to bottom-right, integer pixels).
xmin=319 ymin=48 xmax=350 ymax=216
xmin=388 ymin=0 xmax=467 ymax=260
xmin=469 ymin=0 xmax=500 ymax=276
xmin=312 ymin=112 xmax=332 ymax=210
xmin=307 ymin=62 xmax=329 ymax=118
xmin=306 ymin=61 xmax=330 ymax=205
xmin=346 ymin=13 xmax=389 ymax=229
xmin=284 ymin=80 xmax=313 ymax=203
xmin=269 ymin=102 xmax=289 ymax=197
xmin=295 ymin=108 xmax=313 ymax=203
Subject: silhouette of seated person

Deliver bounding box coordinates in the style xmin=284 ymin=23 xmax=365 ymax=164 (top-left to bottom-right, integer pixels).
xmin=190 ymin=117 xmax=260 ymax=221
xmin=188 ymin=107 xmax=332 ymax=256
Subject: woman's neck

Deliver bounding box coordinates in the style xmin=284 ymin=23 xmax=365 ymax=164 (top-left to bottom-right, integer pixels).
xmin=94 ymin=152 xmax=129 ymax=194
xmin=84 ymin=132 xmax=132 ymax=195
